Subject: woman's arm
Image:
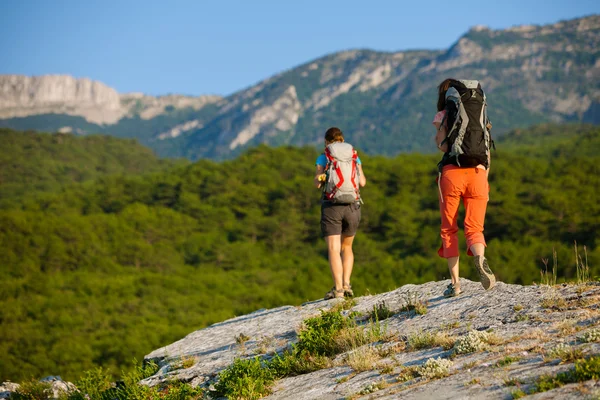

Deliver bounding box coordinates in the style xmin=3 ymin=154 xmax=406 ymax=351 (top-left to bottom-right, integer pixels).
xmin=434 ymin=123 xmax=448 ymax=153
xmin=358 ymin=164 xmax=366 ymax=187
xmin=314 ymin=165 xmax=325 ymax=188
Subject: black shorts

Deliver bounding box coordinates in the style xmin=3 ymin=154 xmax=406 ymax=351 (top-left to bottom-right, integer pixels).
xmin=320 ymin=201 xmax=361 ymax=237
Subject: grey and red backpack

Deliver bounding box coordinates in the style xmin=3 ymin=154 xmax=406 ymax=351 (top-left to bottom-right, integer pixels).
xmin=322 ymin=142 xmax=362 ymax=204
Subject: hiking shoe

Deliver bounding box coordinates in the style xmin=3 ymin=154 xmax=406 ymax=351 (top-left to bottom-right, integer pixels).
xmin=443 ymin=283 xmax=462 ymax=298
xmin=343 ymin=284 xmax=354 ymax=298
xmin=474 ymin=255 xmax=496 ymax=290
xmin=324 ymin=287 xmax=345 ymax=300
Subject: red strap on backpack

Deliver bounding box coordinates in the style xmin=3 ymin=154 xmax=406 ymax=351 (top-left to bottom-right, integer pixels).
xmin=323 ymin=147 xmax=360 ymax=201
xmin=351 ymin=151 xmax=358 ymax=195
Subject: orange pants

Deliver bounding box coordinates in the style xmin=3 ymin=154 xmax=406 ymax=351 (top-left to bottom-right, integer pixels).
xmin=437 ymin=165 xmax=488 ymax=258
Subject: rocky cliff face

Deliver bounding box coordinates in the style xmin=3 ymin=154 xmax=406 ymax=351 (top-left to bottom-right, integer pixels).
xmin=0 ymin=15 xmax=598 ymax=159
xmin=0 ymin=75 xmax=222 ymax=125
xmin=139 ymin=279 xmax=600 ymax=399
xmin=228 ymin=85 xmax=301 ymax=150
xmin=0 ymin=75 xmax=123 ymax=124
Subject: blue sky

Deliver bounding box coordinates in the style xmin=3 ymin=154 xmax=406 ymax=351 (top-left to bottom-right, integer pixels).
xmin=1 ymin=0 xmax=598 ymax=96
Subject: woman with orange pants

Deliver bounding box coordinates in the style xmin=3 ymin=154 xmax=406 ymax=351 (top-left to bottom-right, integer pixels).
xmin=433 ymin=78 xmax=496 ymax=297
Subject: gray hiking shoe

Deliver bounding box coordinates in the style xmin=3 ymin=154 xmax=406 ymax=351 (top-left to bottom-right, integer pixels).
xmin=474 ymin=256 xmax=496 ymax=290
xmin=443 ymin=283 xmax=462 ymax=298
xmin=324 ymin=287 xmax=345 ymax=300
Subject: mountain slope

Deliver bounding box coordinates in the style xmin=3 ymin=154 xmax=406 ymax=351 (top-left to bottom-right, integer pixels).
xmin=0 ymin=15 xmax=598 ymax=160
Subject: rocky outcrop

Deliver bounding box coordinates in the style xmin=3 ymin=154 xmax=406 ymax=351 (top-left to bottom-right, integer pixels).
xmin=157 ymin=119 xmax=204 ymax=140
xmin=305 ymin=52 xmax=401 ymax=110
xmin=0 ymin=75 xmax=222 ymax=125
xmin=0 ymin=75 xmax=123 ymax=124
xmin=1 ymin=280 xmax=597 ymax=398
xmin=0 ymin=382 xmax=19 ymax=399
xmin=142 ymin=279 xmax=600 ymax=399
xmin=120 ymin=92 xmax=222 ymax=121
xmin=0 ymin=376 xmax=76 ymax=399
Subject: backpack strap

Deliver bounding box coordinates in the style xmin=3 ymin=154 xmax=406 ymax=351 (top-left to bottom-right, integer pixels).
xmin=324 ymin=147 xmax=334 ymax=164
xmin=351 ymin=151 xmax=358 ymax=192
xmin=352 ymin=150 xmax=363 ymax=203
xmin=481 ymin=91 xmax=496 ymax=152
xmin=447 ymin=89 xmax=469 ymax=165
xmin=321 ymin=149 xmax=331 ymax=198
xmin=323 ymin=147 xmax=344 ymax=201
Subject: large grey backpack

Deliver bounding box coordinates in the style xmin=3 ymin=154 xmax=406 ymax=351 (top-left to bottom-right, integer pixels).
xmin=322 ymin=142 xmax=361 ymax=204
xmin=438 ymin=79 xmax=494 ymax=171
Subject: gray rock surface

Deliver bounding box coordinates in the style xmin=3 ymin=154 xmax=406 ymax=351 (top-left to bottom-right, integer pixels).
xmin=0 ymin=382 xmax=19 ymax=399
xmin=39 ymin=376 xmax=77 ymax=399
xmin=143 ymin=279 xmax=600 ymax=399
xmin=0 ymin=376 xmax=76 ymax=399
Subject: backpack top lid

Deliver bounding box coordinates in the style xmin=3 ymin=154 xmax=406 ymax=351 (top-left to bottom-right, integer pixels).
xmin=326 ymin=142 xmax=355 ymax=161
xmin=457 ymin=79 xmax=480 ymax=90
xmin=446 ymin=79 xmax=484 ymax=102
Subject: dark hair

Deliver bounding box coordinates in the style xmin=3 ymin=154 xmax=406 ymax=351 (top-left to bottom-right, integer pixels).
xmin=324 ymin=127 xmax=344 ymax=144
xmin=437 ymin=78 xmax=460 ymax=111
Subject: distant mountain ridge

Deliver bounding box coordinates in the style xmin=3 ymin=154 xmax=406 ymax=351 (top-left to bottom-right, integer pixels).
xmin=1 ymin=15 xmax=598 ymax=159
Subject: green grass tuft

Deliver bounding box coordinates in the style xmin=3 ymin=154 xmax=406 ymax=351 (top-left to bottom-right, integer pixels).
xmin=496 ymin=355 xmax=521 ymax=367
xmin=213 ymin=357 xmax=275 ymax=400
xmin=295 ymin=310 xmax=350 ymax=356
xmin=11 ymin=380 xmax=53 ymax=400
xmin=370 ymin=301 xmax=394 ymax=321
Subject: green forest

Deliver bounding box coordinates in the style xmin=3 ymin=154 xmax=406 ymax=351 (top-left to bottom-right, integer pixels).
xmin=0 ymin=130 xmax=182 ymax=205
xmin=0 ymin=124 xmax=598 ymax=383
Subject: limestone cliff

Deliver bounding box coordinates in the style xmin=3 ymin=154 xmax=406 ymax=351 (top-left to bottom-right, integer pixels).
xmin=0 ymin=75 xmax=222 ymax=125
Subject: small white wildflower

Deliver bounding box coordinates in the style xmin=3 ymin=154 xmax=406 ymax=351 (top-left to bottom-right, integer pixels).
xmin=417 ymin=357 xmax=453 ymax=379
xmin=578 ymin=328 xmax=600 ymax=343
xmin=453 ymin=330 xmax=490 ymax=354
xmin=548 ymin=343 xmax=570 ymax=359
xmin=359 ymin=381 xmax=384 ymax=395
